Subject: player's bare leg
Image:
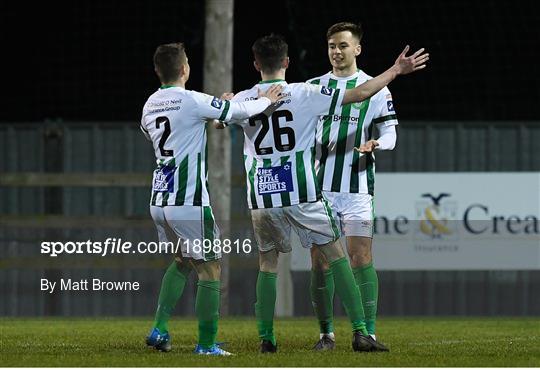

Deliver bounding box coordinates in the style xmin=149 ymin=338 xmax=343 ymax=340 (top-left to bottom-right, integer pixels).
xmin=256 ymin=249 xmax=279 ymax=353
xmin=309 ymin=248 xmax=335 ymax=350
xmin=347 ymin=236 xmax=388 ymax=351
xmin=259 ymin=248 xmax=279 ymax=273
xmin=191 ymin=258 xmax=221 ymax=280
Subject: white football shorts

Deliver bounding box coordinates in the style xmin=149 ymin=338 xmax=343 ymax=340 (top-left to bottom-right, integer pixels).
xmin=250 ymin=199 xmax=341 ymax=253
xmin=322 ymin=191 xmax=374 ymax=238
xmin=150 ymin=205 xmax=221 ymax=261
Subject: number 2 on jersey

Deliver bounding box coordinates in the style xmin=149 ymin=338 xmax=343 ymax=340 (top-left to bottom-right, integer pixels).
xmin=156 ymin=116 xmax=174 ymax=156
xmin=248 ymin=110 xmax=295 ymax=155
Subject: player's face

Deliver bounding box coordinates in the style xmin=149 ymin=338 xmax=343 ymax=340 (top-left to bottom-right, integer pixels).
xmin=327 ymin=31 xmax=361 ymax=72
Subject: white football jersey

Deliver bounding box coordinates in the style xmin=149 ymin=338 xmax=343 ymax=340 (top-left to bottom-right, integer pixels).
xmin=141 ymin=86 xmax=240 ymax=207
xmin=228 ymin=80 xmax=345 ymax=209
xmin=307 ymin=70 xmax=398 ymax=195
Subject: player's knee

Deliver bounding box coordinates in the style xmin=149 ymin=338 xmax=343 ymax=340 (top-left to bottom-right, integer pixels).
xmin=310 ymin=248 xmax=330 ymax=271
xmin=347 ymin=237 xmax=372 ymax=268
xmin=195 ymin=260 xmax=221 ymax=281
xmin=315 ymin=240 xmax=345 ymax=263
xmin=259 ymin=250 xmax=278 ymax=273
xmin=349 ymin=253 xmax=372 ymax=268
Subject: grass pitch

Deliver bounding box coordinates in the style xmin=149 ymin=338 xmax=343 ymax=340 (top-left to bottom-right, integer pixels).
xmin=1 ymin=317 xmax=539 ymax=367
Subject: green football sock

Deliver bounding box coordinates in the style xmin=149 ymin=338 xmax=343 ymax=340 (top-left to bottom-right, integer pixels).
xmin=325 ymin=269 xmax=335 ymax=317
xmin=353 ymin=263 xmax=379 ymax=335
xmin=329 ymin=257 xmax=367 ymax=335
xmin=195 ymin=280 xmax=221 ymax=349
xmin=310 ymin=269 xmax=335 ymax=334
xmin=152 ymin=261 xmax=191 ymax=333
xmin=255 ymin=271 xmax=277 ymax=345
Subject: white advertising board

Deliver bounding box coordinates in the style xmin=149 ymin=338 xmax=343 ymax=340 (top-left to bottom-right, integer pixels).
xmin=291 ymin=173 xmax=540 ymax=270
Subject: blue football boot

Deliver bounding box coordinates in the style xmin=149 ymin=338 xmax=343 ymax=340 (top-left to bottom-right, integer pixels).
xmin=146 ymin=328 xmax=172 ymax=352
xmin=193 ymin=343 xmax=232 ymax=356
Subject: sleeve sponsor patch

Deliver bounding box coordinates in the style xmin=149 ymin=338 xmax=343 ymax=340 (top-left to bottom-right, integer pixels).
xmin=387 ymin=100 xmax=395 ymax=112
xmin=320 ymin=86 xmax=334 ymax=96
xmin=211 ymin=97 xmax=223 ymax=109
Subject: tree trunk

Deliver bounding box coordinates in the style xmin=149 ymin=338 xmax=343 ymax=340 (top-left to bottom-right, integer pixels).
xmin=203 ymin=0 xmax=234 ymax=315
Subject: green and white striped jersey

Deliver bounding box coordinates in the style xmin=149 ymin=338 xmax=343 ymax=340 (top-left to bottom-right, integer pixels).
xmin=307 ymin=70 xmax=398 ymax=195
xmin=228 ymin=80 xmax=345 ymax=209
xmin=141 ymin=86 xmax=269 ymax=207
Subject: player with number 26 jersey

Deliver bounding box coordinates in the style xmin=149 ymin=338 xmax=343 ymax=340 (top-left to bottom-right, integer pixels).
xmin=225 ymin=80 xmax=344 ymax=209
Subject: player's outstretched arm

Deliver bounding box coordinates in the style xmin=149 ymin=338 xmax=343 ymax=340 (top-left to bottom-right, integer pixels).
xmin=342 ymin=45 xmax=429 ymax=105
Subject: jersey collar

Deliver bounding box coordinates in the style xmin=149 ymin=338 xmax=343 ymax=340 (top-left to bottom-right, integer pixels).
xmin=328 ymin=68 xmax=361 ymax=80
xmin=160 ymin=84 xmax=183 ymax=89
xmin=258 ymin=79 xmax=286 ymax=84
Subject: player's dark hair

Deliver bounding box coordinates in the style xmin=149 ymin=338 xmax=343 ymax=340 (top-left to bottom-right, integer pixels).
xmin=252 ymin=34 xmax=288 ymax=74
xmin=153 ymin=42 xmax=187 ymax=84
xmin=326 ymin=22 xmax=363 ymax=42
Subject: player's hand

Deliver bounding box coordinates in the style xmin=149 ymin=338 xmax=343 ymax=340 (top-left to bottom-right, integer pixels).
xmin=211 ymin=119 xmax=226 ymax=129
xmin=220 ymin=92 xmax=234 ymax=100
xmin=393 ymin=45 xmax=429 ymax=75
xmin=354 ymin=139 xmax=379 ymax=153
xmin=257 ymin=84 xmax=284 ymax=104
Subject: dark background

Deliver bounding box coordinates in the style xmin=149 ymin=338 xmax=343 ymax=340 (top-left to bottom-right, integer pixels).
xmin=2 ymin=0 xmax=539 ymax=122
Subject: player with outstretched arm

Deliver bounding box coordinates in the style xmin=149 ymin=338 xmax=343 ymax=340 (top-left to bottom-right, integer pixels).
xmin=307 ymin=21 xmax=401 ymax=352
xmin=217 ymin=34 xmax=427 ymax=353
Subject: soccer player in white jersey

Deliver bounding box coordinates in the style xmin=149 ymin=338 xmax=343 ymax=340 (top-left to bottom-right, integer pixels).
xmin=140 ymin=42 xmax=283 ymax=356
xmin=219 ymin=34 xmax=427 ymax=353
xmin=306 ymin=22 xmax=399 ymax=352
